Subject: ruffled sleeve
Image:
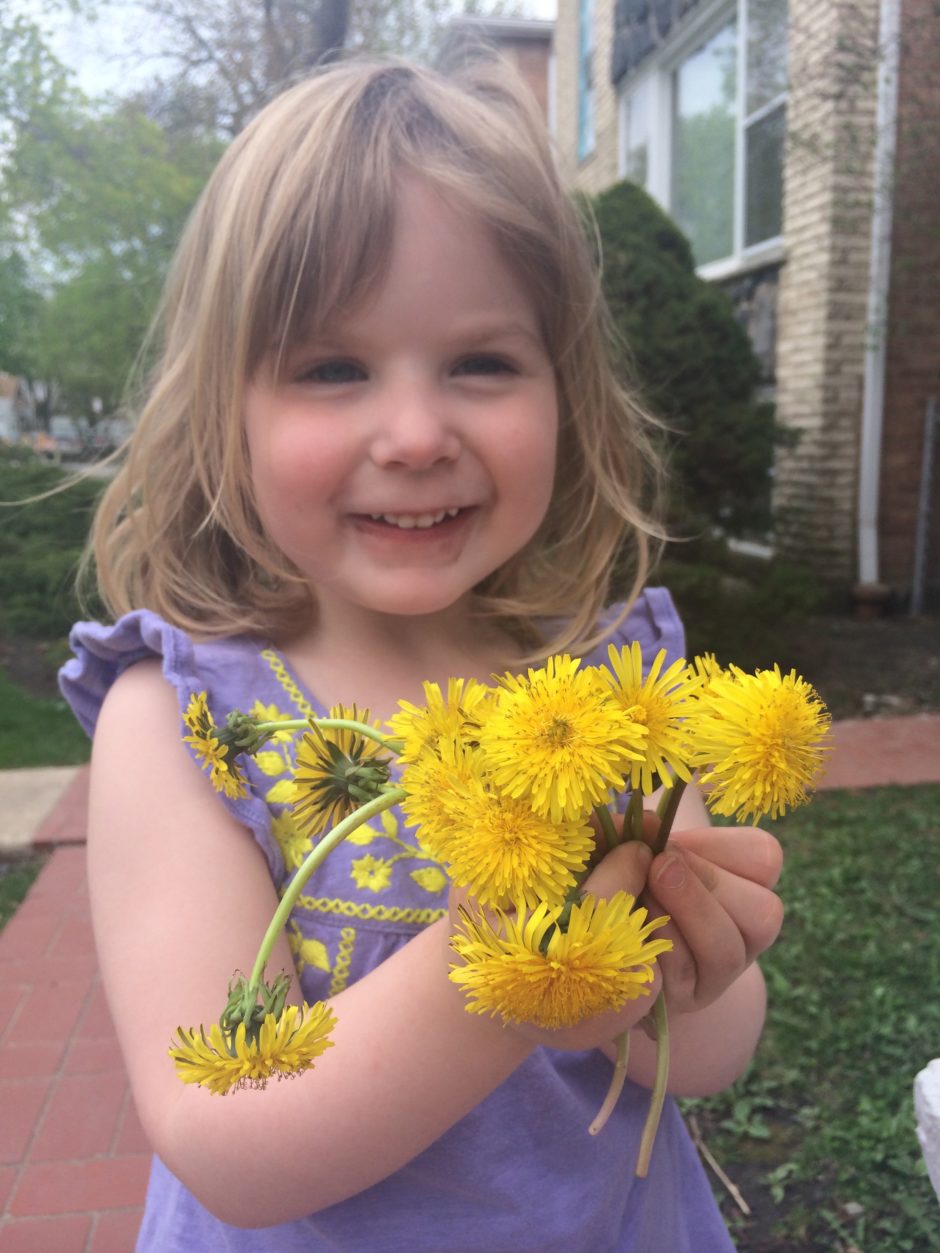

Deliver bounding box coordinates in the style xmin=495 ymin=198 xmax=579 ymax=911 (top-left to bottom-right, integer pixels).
xmin=58 ymin=610 xmax=286 ymax=881
xmin=583 ymin=586 xmax=686 ymax=671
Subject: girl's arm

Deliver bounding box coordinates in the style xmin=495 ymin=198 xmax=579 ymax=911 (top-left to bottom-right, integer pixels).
xmin=88 ymin=662 xmax=655 ymax=1227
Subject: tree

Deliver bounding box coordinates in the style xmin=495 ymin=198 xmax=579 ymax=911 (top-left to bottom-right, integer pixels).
xmin=93 ymin=0 xmax=517 ymax=138
xmin=0 ymin=12 xmax=221 ymax=419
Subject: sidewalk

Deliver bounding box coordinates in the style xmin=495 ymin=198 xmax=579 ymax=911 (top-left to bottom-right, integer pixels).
xmin=2 ymin=713 xmax=940 ymax=1250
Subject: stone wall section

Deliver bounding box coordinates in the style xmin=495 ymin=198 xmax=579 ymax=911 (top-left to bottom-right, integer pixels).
xmin=773 ymin=0 xmax=880 ymax=581
xmin=879 ymin=0 xmax=940 ymax=593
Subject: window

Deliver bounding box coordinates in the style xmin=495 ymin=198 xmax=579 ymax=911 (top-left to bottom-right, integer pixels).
xmin=623 ymin=76 xmax=651 ymax=186
xmin=619 ymin=0 xmax=788 ymax=272
xmin=578 ymin=0 xmax=596 ymax=161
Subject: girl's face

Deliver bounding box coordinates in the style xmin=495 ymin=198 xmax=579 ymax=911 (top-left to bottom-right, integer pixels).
xmin=244 ymin=178 xmax=558 ymax=630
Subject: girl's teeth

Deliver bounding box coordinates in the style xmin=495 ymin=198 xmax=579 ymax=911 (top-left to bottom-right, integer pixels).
xmin=368 ymin=508 xmax=460 ymax=529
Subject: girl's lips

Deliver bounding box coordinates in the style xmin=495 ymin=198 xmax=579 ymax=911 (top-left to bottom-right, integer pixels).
xmin=348 ymin=506 xmax=476 ymax=546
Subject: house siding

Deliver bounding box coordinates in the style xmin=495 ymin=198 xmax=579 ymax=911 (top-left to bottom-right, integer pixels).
xmin=879 ymin=0 xmax=940 ymax=591
xmin=553 ymin=0 xmax=937 ymax=597
xmin=555 ymin=0 xmax=619 ymax=191
xmin=772 ymin=0 xmax=880 ymax=581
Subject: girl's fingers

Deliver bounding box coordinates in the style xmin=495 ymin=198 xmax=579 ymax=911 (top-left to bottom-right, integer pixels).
xmin=667 ymin=826 xmax=783 ymax=889
xmin=580 ymin=840 xmax=653 ymax=903
xmin=665 ymin=847 xmax=784 ymax=961
xmin=646 ymin=848 xmax=784 ymax=1007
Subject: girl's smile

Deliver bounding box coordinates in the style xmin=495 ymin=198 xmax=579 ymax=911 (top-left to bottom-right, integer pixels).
xmin=244 ymin=177 xmax=559 ymax=629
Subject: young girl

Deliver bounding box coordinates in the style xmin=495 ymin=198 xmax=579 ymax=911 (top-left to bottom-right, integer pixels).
xmin=61 ymin=56 xmax=783 ymax=1251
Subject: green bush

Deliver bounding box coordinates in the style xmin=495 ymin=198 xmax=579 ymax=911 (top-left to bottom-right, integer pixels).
xmin=591 ymin=180 xmax=784 ymax=538
xmin=0 ymin=447 xmax=104 ymax=638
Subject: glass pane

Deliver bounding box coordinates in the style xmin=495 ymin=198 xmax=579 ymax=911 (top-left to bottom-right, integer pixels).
xmin=578 ymin=0 xmax=595 ymax=160
xmin=625 ymin=79 xmax=651 ymax=186
xmin=672 ymin=20 xmax=737 ymax=265
xmin=747 ymin=0 xmax=788 ymax=114
xmin=745 ymin=103 xmax=785 ymax=245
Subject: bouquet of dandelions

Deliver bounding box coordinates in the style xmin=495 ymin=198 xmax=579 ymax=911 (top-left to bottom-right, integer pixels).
xmin=171 ymin=644 xmax=830 ymax=1176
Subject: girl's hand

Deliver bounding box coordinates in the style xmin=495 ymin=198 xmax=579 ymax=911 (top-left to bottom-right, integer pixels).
xmin=643 ymin=824 xmax=784 ymax=1017
xmin=447 ymin=840 xmax=662 ymax=1052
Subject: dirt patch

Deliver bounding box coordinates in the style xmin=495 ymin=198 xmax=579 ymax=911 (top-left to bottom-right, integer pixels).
xmin=2 ymin=613 xmax=938 ymax=720
xmin=778 ymin=612 xmax=940 ymax=720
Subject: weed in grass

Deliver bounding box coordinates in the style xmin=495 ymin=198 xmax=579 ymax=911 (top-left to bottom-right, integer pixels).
xmin=683 ymin=785 xmax=940 ymax=1252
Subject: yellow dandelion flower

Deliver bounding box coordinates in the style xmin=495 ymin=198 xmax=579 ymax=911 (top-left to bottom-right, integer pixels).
xmin=405 ymin=741 xmax=593 ymax=907
xmin=170 ymin=1001 xmax=335 ymax=1095
xmin=450 ymin=893 xmax=672 ymax=1029
xmin=685 ymin=664 xmax=831 ymax=822
xmin=603 ymin=643 xmax=699 ymax=794
xmin=290 ymin=704 xmax=392 ymax=838
xmin=399 ymin=738 xmax=480 ymax=860
xmin=182 ymin=692 xmax=248 ymax=799
xmin=477 ymin=655 xmax=647 ymax=822
xmin=387 ymin=677 xmax=492 ymax=763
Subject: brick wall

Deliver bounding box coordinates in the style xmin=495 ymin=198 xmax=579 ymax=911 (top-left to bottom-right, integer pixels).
xmin=773 ymin=0 xmax=880 ymax=583
xmin=554 ymin=0 xmax=619 ymax=192
xmin=879 ymin=0 xmax=940 ymax=595
xmin=494 ymin=36 xmax=553 ymax=121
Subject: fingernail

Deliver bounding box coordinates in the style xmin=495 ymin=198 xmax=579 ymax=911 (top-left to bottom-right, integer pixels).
xmin=656 ymin=853 xmax=686 ymax=890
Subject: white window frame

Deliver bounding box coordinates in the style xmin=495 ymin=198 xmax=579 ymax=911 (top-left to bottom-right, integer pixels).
xmin=617 ymin=0 xmax=787 ymax=279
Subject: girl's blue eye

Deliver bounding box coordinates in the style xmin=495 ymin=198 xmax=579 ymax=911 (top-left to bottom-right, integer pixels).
xmin=302 ymin=360 xmax=366 ymax=384
xmin=453 ymin=355 xmax=515 ymax=378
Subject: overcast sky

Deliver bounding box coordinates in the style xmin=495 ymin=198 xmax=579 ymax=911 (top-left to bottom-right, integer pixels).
xmin=35 ymin=0 xmax=557 ymax=98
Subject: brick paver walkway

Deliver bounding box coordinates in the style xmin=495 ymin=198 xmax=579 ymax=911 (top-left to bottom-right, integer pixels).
xmin=2 ymin=713 xmax=939 ymax=1250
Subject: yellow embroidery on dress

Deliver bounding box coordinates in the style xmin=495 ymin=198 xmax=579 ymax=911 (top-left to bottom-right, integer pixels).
xmin=261 ymin=649 xmax=315 ymax=720
xmin=345 ymin=826 xmax=378 ymax=847
xmin=265 ymin=778 xmax=296 ymax=805
xmin=328 ymin=927 xmax=357 ymax=996
xmin=287 ymin=920 xmax=332 ymax=975
xmin=272 ymin=811 xmax=310 ymax=872
xmin=256 ymin=749 xmax=289 ymax=777
xmin=250 ymin=699 xmax=296 ymax=743
xmin=294 ymin=895 xmax=446 ymax=925
xmin=410 ymin=866 xmax=449 ymax=894
xmin=350 ymin=855 xmax=394 ymax=892
xmin=380 ymin=808 xmax=399 ymax=839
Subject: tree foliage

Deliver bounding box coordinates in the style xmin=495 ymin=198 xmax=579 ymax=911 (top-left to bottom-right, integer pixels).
xmin=0 ymin=11 xmax=221 ymax=419
xmin=591 ymin=179 xmax=781 ymax=538
xmin=101 ymin=0 xmax=516 ymax=138
xmin=0 ymin=0 xmax=516 ymax=423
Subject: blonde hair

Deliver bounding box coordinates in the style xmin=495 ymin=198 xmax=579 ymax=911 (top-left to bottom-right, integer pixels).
xmin=91 ymin=54 xmax=665 ymax=659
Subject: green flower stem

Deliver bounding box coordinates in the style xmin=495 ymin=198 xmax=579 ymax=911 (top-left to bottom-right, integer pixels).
xmin=251 ymin=718 xmax=403 ymax=753
xmin=651 ymin=777 xmax=688 ymax=855
xmin=635 ymin=992 xmax=669 ymax=1177
xmin=248 ymin=787 xmax=407 ymax=992
xmin=588 ymin=1028 xmax=631 ymax=1136
xmin=593 ymin=803 xmax=620 ymax=851
xmin=626 ymin=789 xmax=645 ymax=841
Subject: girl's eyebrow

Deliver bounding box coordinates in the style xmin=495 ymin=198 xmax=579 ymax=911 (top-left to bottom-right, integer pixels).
xmin=296 ymin=320 xmax=545 ymax=354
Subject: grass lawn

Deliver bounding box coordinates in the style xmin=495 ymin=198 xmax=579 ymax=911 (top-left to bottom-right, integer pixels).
xmin=0 ymin=668 xmax=90 ymax=768
xmin=0 ymin=853 xmax=47 ymax=930
xmin=683 ymin=784 xmax=940 ymax=1252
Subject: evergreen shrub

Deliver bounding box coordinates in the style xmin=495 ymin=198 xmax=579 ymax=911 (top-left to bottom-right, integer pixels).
xmin=0 ymin=447 xmax=103 ymax=638
xmin=591 ymin=179 xmax=784 ymax=538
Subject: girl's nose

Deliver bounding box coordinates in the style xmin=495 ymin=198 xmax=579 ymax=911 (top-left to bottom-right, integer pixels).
xmin=369 ymin=382 xmax=461 ymax=470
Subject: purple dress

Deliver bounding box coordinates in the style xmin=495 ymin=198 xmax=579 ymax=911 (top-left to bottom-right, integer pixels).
xmin=60 ymin=588 xmax=736 ymax=1252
